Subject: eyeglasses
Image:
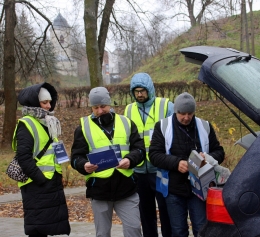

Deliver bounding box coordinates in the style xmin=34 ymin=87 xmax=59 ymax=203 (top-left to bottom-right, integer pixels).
xmin=134 ymin=89 xmax=147 ymax=95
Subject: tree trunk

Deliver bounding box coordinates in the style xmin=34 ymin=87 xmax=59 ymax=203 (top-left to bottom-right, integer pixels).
xmin=84 ymin=0 xmax=103 ymax=87
xmin=2 ymin=0 xmax=17 ymax=148
xmin=186 ymin=0 xmax=197 ymax=27
xmin=240 ymin=1 xmax=244 ymax=51
xmin=98 ymin=0 xmax=115 ymax=66
xmin=243 ymin=0 xmax=250 ymax=53
xmin=248 ymin=0 xmax=255 ymax=55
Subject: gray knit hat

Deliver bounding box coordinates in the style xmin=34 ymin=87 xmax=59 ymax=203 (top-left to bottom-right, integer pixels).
xmin=89 ymin=87 xmax=111 ymax=106
xmin=174 ymin=92 xmax=196 ymax=113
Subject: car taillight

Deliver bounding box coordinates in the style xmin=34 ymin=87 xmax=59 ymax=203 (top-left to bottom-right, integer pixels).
xmin=206 ymin=187 xmax=234 ymax=224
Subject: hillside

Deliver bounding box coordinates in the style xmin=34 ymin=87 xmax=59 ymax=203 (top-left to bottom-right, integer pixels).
xmin=121 ymin=10 xmax=260 ymax=84
xmin=52 ymin=11 xmax=260 ymax=88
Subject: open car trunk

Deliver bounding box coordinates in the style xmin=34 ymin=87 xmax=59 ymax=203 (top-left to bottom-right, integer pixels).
xmin=180 ymin=46 xmax=260 ymax=237
xmin=180 ymin=46 xmax=260 ymax=149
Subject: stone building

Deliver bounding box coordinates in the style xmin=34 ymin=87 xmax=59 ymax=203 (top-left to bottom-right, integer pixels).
xmin=49 ymin=13 xmax=78 ymax=77
xmin=50 ymin=13 xmax=110 ymax=84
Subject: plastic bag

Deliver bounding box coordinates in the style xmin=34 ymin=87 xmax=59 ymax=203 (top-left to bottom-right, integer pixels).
xmin=204 ymin=153 xmax=231 ymax=185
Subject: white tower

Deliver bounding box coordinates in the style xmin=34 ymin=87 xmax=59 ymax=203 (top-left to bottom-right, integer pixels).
xmin=50 ymin=13 xmax=77 ymax=76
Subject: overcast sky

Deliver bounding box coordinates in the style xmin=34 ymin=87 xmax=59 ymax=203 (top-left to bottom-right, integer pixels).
xmin=25 ymin=0 xmax=260 ymax=51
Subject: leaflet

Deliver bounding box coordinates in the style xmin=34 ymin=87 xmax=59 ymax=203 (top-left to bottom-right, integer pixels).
xmin=52 ymin=141 xmax=70 ymax=164
xmin=87 ymin=149 xmax=119 ymax=172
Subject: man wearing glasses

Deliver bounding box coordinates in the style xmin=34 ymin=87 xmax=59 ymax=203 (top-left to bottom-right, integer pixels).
xmin=124 ymin=72 xmax=174 ymax=237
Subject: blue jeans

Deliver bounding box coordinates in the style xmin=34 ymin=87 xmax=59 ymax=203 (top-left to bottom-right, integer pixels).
xmin=165 ymin=193 xmax=206 ymax=237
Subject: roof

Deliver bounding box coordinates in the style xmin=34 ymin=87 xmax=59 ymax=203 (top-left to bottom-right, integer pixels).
xmin=53 ymin=13 xmax=70 ymax=28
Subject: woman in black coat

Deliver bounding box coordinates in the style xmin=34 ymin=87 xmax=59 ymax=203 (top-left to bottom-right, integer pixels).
xmin=14 ymin=82 xmax=70 ymax=237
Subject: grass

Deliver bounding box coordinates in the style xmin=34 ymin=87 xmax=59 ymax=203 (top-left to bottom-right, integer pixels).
xmin=0 ymin=148 xmax=85 ymax=189
xmin=0 ymin=149 xmax=18 ymax=188
xmin=121 ymin=11 xmax=260 ymax=85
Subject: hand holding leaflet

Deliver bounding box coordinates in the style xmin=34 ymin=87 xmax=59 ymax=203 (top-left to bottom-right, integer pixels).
xmin=87 ymin=149 xmax=119 ymax=172
xmin=117 ymin=158 xmax=130 ymax=169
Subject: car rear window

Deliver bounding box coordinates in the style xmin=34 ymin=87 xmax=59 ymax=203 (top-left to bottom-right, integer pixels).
xmin=212 ymin=57 xmax=260 ymax=109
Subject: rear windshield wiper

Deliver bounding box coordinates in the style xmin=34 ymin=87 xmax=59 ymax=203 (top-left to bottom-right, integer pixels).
xmin=226 ymin=55 xmax=252 ymax=65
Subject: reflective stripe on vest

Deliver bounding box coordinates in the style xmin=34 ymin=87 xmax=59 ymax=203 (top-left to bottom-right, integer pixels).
xmin=156 ymin=115 xmax=210 ymax=197
xmin=12 ymin=116 xmax=61 ymax=187
xmin=124 ymin=97 xmax=169 ymax=162
xmin=80 ymin=114 xmax=133 ymax=181
xmin=161 ymin=116 xmax=210 ymax=153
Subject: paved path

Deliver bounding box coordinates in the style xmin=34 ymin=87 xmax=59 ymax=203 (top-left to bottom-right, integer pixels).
xmin=0 ymin=187 xmax=162 ymax=237
xmin=0 ymin=186 xmax=194 ymax=236
xmin=0 ymin=217 xmax=123 ymax=237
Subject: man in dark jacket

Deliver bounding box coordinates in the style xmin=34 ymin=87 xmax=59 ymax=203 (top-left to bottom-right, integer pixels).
xmin=149 ymin=92 xmax=225 ymax=237
xmin=71 ymin=87 xmax=145 ymax=237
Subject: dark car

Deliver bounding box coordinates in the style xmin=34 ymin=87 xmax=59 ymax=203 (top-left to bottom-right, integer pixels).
xmin=180 ymin=46 xmax=260 ymax=237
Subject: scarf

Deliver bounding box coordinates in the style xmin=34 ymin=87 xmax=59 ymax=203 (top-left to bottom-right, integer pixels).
xmin=22 ymin=106 xmax=61 ymax=140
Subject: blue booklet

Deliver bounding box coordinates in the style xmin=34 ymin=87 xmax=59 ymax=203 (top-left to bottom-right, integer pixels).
xmin=52 ymin=141 xmax=70 ymax=164
xmin=87 ymin=149 xmax=119 ymax=172
xmin=109 ymin=144 xmax=122 ymax=162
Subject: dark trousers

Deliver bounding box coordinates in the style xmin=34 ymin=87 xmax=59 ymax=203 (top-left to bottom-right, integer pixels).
xmin=136 ymin=172 xmax=172 ymax=237
xmin=165 ymin=193 xmax=206 ymax=237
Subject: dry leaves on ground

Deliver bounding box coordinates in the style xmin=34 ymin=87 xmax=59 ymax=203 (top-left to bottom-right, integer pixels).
xmin=0 ymin=105 xmax=144 ymax=226
xmin=0 ymin=106 xmax=126 ymax=224
xmin=0 ymin=194 xmax=122 ymax=224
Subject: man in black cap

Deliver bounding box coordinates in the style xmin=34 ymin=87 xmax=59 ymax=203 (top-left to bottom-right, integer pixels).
xmin=71 ymin=87 xmax=145 ymax=237
xmin=149 ymin=92 xmax=225 ymax=237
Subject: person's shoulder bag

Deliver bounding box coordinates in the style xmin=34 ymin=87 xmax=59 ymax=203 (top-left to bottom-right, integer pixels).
xmin=6 ymin=139 xmax=52 ymax=182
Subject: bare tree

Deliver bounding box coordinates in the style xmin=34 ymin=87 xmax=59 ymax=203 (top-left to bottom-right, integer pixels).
xmin=83 ymin=0 xmax=172 ymax=86
xmin=84 ymin=0 xmax=103 ymax=87
xmin=160 ymin=0 xmax=215 ymax=27
xmin=2 ymin=0 xmax=17 ymax=148
xmin=83 ymin=0 xmax=116 ymax=87
xmin=240 ymin=0 xmax=250 ymax=53
xmin=248 ymin=0 xmax=255 ymax=55
xmin=0 ymin=0 xmax=74 ymax=147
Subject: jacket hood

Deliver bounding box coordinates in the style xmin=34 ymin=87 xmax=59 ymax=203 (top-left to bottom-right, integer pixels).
xmin=18 ymin=82 xmax=57 ymax=111
xmin=130 ymin=73 xmax=155 ymax=106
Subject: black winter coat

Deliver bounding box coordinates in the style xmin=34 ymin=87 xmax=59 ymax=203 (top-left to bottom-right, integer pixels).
xmin=149 ymin=114 xmax=225 ymax=197
xmin=16 ymin=83 xmax=70 ymax=236
xmin=71 ymin=112 xmax=145 ymax=201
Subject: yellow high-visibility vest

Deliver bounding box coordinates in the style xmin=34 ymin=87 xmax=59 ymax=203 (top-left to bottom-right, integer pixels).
xmin=124 ymin=97 xmax=169 ymax=164
xmin=12 ymin=116 xmax=62 ymax=187
xmin=80 ymin=114 xmax=134 ymax=181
